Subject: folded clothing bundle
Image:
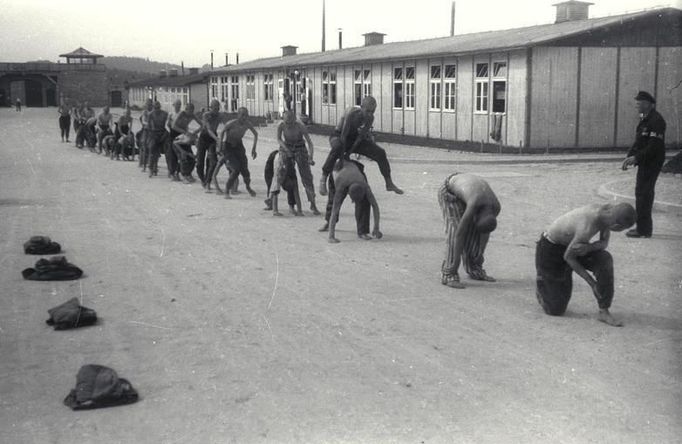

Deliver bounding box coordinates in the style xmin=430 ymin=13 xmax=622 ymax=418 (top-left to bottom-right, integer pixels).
xmin=22 ymin=256 xmax=83 ymax=281
xmin=46 ymin=298 xmax=97 ymax=330
xmin=64 ymin=365 xmax=139 ymax=410
xmin=24 ymin=236 xmax=62 ymax=255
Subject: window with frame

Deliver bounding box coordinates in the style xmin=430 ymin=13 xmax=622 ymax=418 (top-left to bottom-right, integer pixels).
xmin=246 ymin=75 xmax=255 ymax=100
xmin=475 ymin=63 xmax=489 ymax=113
xmin=444 ymin=64 xmax=456 ymax=111
xmin=354 ymin=70 xmax=362 ymax=106
xmin=363 ymin=70 xmax=372 ymax=100
xmin=353 ymin=69 xmax=372 ymax=106
xmin=322 ymin=69 xmax=337 ymax=105
xmin=393 ymin=67 xmax=403 ymax=108
xmin=264 ymin=74 xmax=274 ymax=101
xmin=404 ymin=66 xmax=415 ymax=109
xmin=492 ymin=62 xmax=507 ymax=113
xmin=429 ymin=65 xmax=441 ymax=110
xmin=230 ymin=76 xmax=239 ymax=111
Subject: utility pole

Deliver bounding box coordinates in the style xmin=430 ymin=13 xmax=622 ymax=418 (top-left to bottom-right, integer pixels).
xmin=322 ymin=0 xmax=326 ymax=51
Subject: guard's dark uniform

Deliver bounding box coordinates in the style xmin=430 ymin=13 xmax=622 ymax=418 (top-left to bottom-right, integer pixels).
xmin=627 ymin=109 xmax=666 ymax=236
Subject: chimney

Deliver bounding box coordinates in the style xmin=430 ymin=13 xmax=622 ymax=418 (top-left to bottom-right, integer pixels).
xmin=450 ymin=1 xmax=456 ymax=36
xmin=188 ymin=67 xmax=199 ymax=75
xmin=338 ymin=28 xmax=343 ymax=49
xmin=225 ymin=53 xmax=229 ymax=66
xmin=169 ymin=68 xmax=178 ymax=77
xmin=159 ymin=70 xmax=167 ymax=78
xmin=321 ymin=0 xmax=326 ymax=51
xmin=236 ymin=53 xmax=239 ymax=64
xmin=363 ymin=32 xmax=386 ymax=46
xmin=553 ymin=1 xmax=593 ymax=23
xmin=281 ymin=45 xmax=298 ymax=57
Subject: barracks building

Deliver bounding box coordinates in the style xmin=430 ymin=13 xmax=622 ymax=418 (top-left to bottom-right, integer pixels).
xmin=201 ymin=2 xmax=681 ymax=151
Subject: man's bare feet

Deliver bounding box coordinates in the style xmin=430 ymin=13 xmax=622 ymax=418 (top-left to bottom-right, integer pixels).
xmin=318 ymin=222 xmax=329 ymax=232
xmin=310 ymin=204 xmax=321 ymax=215
xmin=598 ymin=309 xmax=623 ymax=327
xmin=386 ymin=182 xmax=404 ymax=195
xmin=442 ymin=274 xmax=466 ymax=289
xmin=247 ymin=187 xmax=257 ymax=197
xmin=273 ymin=211 xmax=283 ymax=217
xmin=295 ymin=211 xmax=304 ymax=217
xmin=358 ymin=234 xmax=372 ymax=240
xmin=328 ymin=237 xmax=340 ymax=243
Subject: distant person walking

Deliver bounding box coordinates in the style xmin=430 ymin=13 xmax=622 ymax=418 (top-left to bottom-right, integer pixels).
xmin=621 ymin=91 xmax=666 ymax=238
xmin=58 ymin=100 xmax=71 ymax=142
xmin=15 ymin=98 xmax=21 ymax=112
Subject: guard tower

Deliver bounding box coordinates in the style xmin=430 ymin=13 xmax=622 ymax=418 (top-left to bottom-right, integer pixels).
xmin=59 ymin=47 xmax=104 ymax=65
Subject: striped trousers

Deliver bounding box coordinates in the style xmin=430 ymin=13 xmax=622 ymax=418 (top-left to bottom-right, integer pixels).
xmin=283 ymin=143 xmax=315 ymax=203
xmin=438 ymin=174 xmax=488 ymax=279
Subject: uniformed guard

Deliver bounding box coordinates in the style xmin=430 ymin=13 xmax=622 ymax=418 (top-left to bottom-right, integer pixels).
xmin=621 ymin=91 xmax=666 ymax=238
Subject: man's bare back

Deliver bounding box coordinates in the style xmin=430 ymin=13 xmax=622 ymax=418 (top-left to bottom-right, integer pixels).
xmin=446 ymin=174 xmax=500 ymax=213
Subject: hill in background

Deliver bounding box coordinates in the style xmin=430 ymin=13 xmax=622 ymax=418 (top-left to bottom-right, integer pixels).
xmin=102 ymin=56 xmax=192 ymax=74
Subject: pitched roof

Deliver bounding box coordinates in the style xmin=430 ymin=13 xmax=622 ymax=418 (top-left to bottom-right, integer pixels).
xmin=59 ymin=47 xmax=104 ymax=58
xmin=126 ymin=72 xmax=208 ymax=88
xmin=213 ymin=7 xmax=679 ymax=73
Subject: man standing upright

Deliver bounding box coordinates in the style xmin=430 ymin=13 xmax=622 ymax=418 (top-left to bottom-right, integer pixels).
xmin=166 ymin=99 xmax=183 ymax=181
xmin=621 ymin=91 xmax=666 ymax=238
xmin=96 ymin=106 xmax=113 ymax=153
xmin=196 ymin=99 xmax=227 ymax=187
xmin=147 ymin=101 xmax=169 ymax=177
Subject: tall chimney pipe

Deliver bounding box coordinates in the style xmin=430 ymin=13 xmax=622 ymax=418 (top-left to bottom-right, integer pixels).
xmin=450 ymin=1 xmax=456 ymax=36
xmin=225 ymin=53 xmax=228 ymax=66
xmin=236 ymin=53 xmax=239 ymax=64
xmin=338 ymin=28 xmax=343 ymax=49
xmin=322 ymin=0 xmax=326 ymax=51
xmin=210 ymin=50 xmax=214 ymax=69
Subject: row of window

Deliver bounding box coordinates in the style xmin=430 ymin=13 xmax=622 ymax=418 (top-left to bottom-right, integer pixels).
xmin=208 ymin=61 xmax=507 ymax=113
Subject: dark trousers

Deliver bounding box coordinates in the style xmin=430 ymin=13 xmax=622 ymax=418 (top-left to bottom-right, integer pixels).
xmin=535 ymin=235 xmax=614 ymax=315
xmin=59 ymin=116 xmax=71 ymax=140
xmin=635 ymin=159 xmax=664 ymax=236
xmin=324 ymin=161 xmax=370 ymax=235
xmin=196 ymin=133 xmax=217 ymax=184
xmin=166 ymin=130 xmax=180 ymax=175
xmin=176 ymin=144 xmax=196 ymax=176
xmin=224 ymin=144 xmax=251 ymax=191
xmin=148 ymin=131 xmax=167 ymax=173
xmin=322 ymin=135 xmax=392 ymax=184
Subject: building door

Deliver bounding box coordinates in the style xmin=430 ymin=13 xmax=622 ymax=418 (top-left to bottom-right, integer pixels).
xmin=110 ymin=90 xmax=123 ymax=107
xmin=25 ymin=79 xmax=43 ymax=107
xmin=46 ymin=87 xmax=56 ymax=106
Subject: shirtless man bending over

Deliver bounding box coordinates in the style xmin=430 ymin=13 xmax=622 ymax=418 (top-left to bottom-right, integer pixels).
xmin=536 ymin=202 xmax=636 ymax=327
xmin=327 ymin=159 xmax=381 ymax=243
xmin=438 ymin=173 xmax=500 ymax=289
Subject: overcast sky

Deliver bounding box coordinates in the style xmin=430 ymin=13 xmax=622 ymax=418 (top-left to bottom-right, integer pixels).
xmin=0 ymin=0 xmax=678 ymax=67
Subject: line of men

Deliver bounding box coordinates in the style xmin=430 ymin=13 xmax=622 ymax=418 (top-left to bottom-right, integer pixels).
xmin=59 ymin=90 xmax=665 ymax=329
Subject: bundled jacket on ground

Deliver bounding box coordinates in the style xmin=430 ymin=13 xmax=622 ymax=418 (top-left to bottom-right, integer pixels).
xmin=46 ymin=297 xmax=97 ymax=330
xmin=21 ymin=256 xmax=83 ymax=281
xmin=63 ymin=365 xmax=139 ymax=410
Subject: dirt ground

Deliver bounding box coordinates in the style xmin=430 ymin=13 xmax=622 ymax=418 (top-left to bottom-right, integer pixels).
xmin=1 ymin=108 xmax=680 ymax=444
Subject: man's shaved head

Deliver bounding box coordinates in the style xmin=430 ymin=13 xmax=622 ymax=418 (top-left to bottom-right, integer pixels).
xmin=608 ymin=203 xmax=636 ymax=230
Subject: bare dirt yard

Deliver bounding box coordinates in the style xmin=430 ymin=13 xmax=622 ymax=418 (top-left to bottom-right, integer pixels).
xmin=1 ymin=108 xmax=680 ymax=444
